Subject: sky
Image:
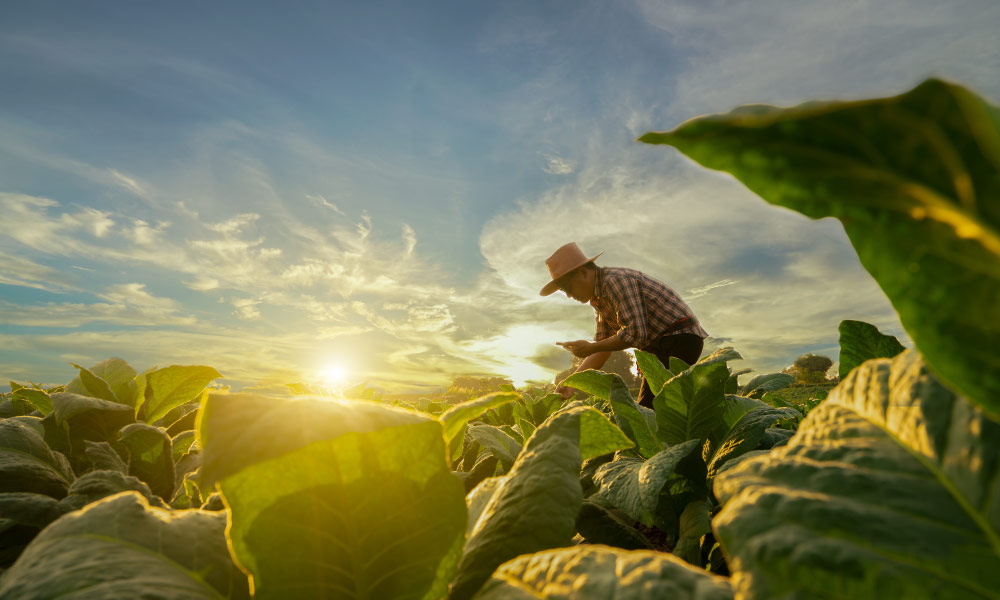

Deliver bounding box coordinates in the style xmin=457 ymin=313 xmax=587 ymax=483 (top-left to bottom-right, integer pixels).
xmin=1 ymin=0 xmax=998 ymax=393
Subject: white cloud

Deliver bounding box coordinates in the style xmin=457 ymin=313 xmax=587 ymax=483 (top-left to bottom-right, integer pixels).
xmin=541 ymin=152 xmax=576 ymax=175
xmin=0 ymin=250 xmax=74 ymax=292
xmin=108 ymin=168 xmax=150 ymax=200
xmin=231 ymin=297 xmax=261 ymax=320
xmin=307 ymin=194 xmax=346 ymax=216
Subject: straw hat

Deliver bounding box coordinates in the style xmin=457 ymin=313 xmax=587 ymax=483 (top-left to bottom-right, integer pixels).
xmin=539 ymin=242 xmax=605 ymax=296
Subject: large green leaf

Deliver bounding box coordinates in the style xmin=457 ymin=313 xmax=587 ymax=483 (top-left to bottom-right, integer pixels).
xmin=0 ymin=492 xmax=250 ymax=599
xmin=440 ymin=392 xmax=520 ymax=446
xmin=633 ymin=349 xmax=673 ymax=395
xmin=0 ymin=418 xmax=73 ymax=499
xmin=654 ymin=362 xmax=731 ymax=446
xmin=142 ymin=365 xmax=221 ymax=424
xmin=0 ymin=492 xmax=73 ymax=568
xmin=450 ymin=407 xmax=588 ymax=600
xmin=590 ymin=438 xmax=702 ymax=528
xmin=198 ymin=394 xmax=466 ymax=600
xmin=563 ymin=370 xmax=660 ymax=459
xmin=119 ymin=423 xmax=175 ymax=500
xmin=714 ymin=350 xmax=1000 ymax=599
xmin=51 ymin=391 xmax=135 ymax=443
xmin=10 ymin=383 xmax=52 ymax=416
xmin=641 ymin=78 xmax=1000 ymax=417
xmin=838 ymin=319 xmax=907 ymax=379
xmin=66 ymin=358 xmax=139 ymax=407
xmin=475 ymin=545 xmax=733 ymax=600
xmin=739 ymin=373 xmax=794 ymax=396
xmin=468 ymin=423 xmax=523 ymax=471
xmin=62 ymin=469 xmax=166 ymax=510
xmin=706 ymin=405 xmax=800 ymax=481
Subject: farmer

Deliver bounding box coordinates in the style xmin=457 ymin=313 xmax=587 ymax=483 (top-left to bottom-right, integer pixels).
xmin=541 ymin=242 xmax=708 ymax=408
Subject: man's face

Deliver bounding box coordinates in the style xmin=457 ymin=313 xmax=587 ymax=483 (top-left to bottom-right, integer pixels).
xmin=558 ymin=268 xmax=594 ymax=303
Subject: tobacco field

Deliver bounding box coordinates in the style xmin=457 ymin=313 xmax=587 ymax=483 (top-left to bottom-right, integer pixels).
xmin=1 ymin=78 xmax=997 ymax=599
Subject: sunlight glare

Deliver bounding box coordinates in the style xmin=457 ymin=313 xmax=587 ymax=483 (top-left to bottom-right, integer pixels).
xmin=320 ymin=363 xmax=348 ymax=386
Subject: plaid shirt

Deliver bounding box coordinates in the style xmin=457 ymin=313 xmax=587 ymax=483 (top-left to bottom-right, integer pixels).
xmin=591 ymin=267 xmax=707 ymax=349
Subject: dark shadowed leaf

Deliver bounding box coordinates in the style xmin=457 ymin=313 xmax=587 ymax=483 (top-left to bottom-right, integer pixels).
xmin=642 ymin=79 xmax=1000 ymax=417
xmin=838 ymin=319 xmax=907 ymax=379
xmin=83 ymin=440 xmax=128 ymax=474
xmin=119 ymin=423 xmax=175 ymax=500
xmin=590 ymin=439 xmax=702 ymax=527
xmin=64 ymin=469 xmax=166 ymax=509
xmin=0 ymin=418 xmax=73 ymax=499
xmin=0 ymin=492 xmax=250 ymax=599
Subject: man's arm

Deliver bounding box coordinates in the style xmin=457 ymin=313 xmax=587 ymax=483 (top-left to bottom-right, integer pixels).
xmin=557 ymin=332 xmax=630 ymax=358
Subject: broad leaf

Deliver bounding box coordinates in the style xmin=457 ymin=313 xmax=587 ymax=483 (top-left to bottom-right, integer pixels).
xmin=451 ymin=407 xmax=590 ymax=599
xmin=63 ymin=469 xmax=166 ymax=509
xmin=590 ymin=439 xmax=702 ymax=527
xmin=83 ymin=440 xmax=128 ymax=474
xmin=714 ymin=350 xmax=1000 ymax=598
xmin=142 ymin=365 xmax=221 ymax=424
xmin=574 ymin=500 xmax=654 ymax=550
xmin=468 ymin=424 xmax=523 ymax=471
xmin=440 ymin=392 xmax=520 ymax=445
xmin=65 ymin=358 xmax=139 ymax=408
xmin=633 ymin=350 xmax=673 ymax=395
xmin=563 ymin=370 xmax=660 ymax=459
xmin=466 ymin=476 xmax=506 ymax=537
xmin=696 ymin=347 xmax=743 ymax=367
xmin=654 ymin=362 xmax=731 ymax=446
xmin=119 ymin=423 xmax=175 ymax=500
xmin=0 ymin=418 xmax=73 ymax=499
xmin=674 ymin=499 xmax=712 ymax=565
xmin=10 ymin=385 xmax=52 ymax=416
xmin=0 ymin=492 xmax=250 ymax=599
xmin=721 ymin=394 xmax=772 ymax=430
xmin=838 ymin=319 xmax=906 ymax=379
xmin=642 ymin=79 xmax=1000 ymax=417
xmin=707 ymin=405 xmax=800 ymax=481
xmin=50 ymin=392 xmax=135 ymax=444
xmin=740 ymin=373 xmax=794 ymax=396
xmin=199 ymin=394 xmax=466 ymax=600
xmin=171 ymin=430 xmax=197 ymax=461
xmin=475 ymin=545 xmax=733 ymax=600
xmin=0 ymin=493 xmax=73 ymax=568
xmin=66 ymin=363 xmax=118 ymax=404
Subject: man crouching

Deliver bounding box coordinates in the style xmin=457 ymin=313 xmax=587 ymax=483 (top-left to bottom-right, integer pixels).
xmin=541 ymin=242 xmax=708 ymax=408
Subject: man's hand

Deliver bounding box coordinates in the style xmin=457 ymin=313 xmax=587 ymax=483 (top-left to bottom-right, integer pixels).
xmin=556 ymin=340 xmax=594 ymax=358
xmin=556 ymin=384 xmax=575 ymax=400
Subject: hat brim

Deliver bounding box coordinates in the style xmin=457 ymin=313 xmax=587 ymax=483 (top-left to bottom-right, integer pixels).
xmin=539 ymin=251 xmax=604 ymax=296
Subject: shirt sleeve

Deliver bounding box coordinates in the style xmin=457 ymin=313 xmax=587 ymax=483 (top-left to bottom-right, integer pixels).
xmin=604 ymin=274 xmax=650 ymax=348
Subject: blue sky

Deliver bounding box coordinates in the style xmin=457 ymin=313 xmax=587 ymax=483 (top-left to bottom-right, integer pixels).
xmin=1 ymin=1 xmax=998 ymax=391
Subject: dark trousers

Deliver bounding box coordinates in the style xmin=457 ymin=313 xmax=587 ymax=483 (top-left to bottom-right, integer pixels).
xmin=636 ymin=333 xmax=704 ymax=409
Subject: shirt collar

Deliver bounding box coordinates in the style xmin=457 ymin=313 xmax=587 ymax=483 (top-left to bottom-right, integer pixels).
xmin=590 ymin=267 xmax=606 ymax=306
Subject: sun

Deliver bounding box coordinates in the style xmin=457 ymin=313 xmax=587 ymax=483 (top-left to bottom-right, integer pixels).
xmin=320 ymin=363 xmax=349 ymax=386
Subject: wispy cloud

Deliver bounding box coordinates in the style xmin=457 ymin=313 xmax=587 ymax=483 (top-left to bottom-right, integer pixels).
xmin=0 ymin=283 xmax=196 ymax=328
xmin=541 ymin=152 xmax=576 ymax=175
